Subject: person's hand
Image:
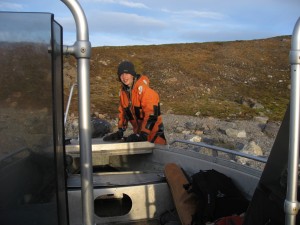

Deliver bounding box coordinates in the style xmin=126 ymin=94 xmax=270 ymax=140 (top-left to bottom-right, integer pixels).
xmin=103 ymin=129 xmax=124 ymax=141
xmin=125 ymin=132 xmax=148 ymax=142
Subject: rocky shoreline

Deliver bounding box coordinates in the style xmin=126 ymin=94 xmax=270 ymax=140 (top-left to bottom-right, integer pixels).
xmin=161 ymin=114 xmax=280 ymax=169
xmin=65 ymin=113 xmax=281 ymax=169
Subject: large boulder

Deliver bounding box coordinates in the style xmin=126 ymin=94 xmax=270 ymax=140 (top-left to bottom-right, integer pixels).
xmin=91 ymin=117 xmax=112 ymax=138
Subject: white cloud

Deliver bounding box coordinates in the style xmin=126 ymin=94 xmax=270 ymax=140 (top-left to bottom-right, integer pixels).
xmin=119 ymin=0 xmax=149 ymax=9
xmin=87 ymin=11 xmax=166 ymax=34
xmin=161 ymin=9 xmax=225 ymax=20
xmin=0 ymin=2 xmax=23 ymax=11
xmin=89 ymin=31 xmax=179 ymax=46
xmin=83 ymin=0 xmax=149 ymax=8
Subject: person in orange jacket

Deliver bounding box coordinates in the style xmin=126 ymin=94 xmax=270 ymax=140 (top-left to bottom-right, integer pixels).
xmin=103 ymin=60 xmax=167 ymax=145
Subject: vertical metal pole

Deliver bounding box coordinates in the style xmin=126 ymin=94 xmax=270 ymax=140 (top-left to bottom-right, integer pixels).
xmin=61 ymin=1 xmax=94 ymax=225
xmin=285 ymin=17 xmax=300 ymax=225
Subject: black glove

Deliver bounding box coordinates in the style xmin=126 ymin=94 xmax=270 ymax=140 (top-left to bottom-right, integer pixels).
xmin=103 ymin=129 xmax=124 ymax=141
xmin=125 ymin=132 xmax=148 ymax=142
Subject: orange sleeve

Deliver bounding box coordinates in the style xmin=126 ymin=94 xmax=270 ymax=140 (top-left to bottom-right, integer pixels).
xmin=140 ymin=86 xmax=160 ymax=134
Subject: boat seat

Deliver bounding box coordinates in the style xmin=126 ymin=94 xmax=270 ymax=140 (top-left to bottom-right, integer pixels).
xmin=164 ymin=163 xmax=198 ymax=225
xmin=67 ymin=171 xmax=166 ymax=188
xmin=65 ymin=139 xmax=154 ymax=157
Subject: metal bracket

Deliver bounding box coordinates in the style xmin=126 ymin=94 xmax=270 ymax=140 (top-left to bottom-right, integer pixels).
xmin=289 ymin=50 xmax=300 ymax=64
xmin=63 ymin=40 xmax=91 ymax=58
xmin=284 ymin=199 xmax=300 ymax=216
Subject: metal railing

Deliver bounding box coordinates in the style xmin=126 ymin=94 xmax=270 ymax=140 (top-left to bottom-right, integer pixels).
xmin=285 ymin=16 xmax=300 ymax=225
xmin=64 ymin=82 xmax=77 ymax=126
xmin=170 ymin=139 xmax=268 ymax=163
xmin=60 ymin=1 xmax=94 ymax=225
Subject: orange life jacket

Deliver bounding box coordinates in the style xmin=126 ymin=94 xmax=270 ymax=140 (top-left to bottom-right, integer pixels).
xmin=118 ymin=74 xmax=167 ymax=145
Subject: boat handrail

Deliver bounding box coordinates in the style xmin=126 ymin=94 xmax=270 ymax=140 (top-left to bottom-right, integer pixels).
xmin=285 ymin=16 xmax=300 ymax=225
xmin=170 ymin=139 xmax=268 ymax=163
xmin=60 ymin=1 xmax=94 ymax=225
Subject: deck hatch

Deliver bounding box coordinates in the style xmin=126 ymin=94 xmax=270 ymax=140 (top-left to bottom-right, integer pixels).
xmin=94 ymin=193 xmax=132 ymax=217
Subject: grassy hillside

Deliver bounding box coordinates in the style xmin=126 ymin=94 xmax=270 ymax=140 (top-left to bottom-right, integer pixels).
xmin=64 ymin=36 xmax=291 ymax=121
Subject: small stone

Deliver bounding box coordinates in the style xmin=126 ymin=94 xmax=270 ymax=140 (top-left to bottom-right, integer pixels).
xmin=254 ymin=116 xmax=269 ymax=124
xmin=189 ymin=136 xmax=202 ymax=142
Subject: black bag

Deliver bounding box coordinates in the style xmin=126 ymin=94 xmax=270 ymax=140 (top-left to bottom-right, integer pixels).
xmin=184 ymin=169 xmax=249 ymax=225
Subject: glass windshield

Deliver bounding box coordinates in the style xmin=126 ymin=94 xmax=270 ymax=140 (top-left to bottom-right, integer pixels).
xmin=0 ymin=12 xmax=67 ymax=225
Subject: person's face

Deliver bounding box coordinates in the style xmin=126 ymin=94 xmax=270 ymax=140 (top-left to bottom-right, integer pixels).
xmin=120 ymin=73 xmax=134 ymax=86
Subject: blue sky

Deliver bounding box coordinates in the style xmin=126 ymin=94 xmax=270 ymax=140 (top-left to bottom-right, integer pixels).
xmin=1 ymin=0 xmax=299 ymax=47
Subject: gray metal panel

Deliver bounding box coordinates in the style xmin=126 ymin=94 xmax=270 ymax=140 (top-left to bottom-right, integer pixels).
xmin=68 ymin=183 xmax=174 ymax=225
xmin=102 ymin=145 xmax=261 ymax=200
xmin=141 ymin=145 xmax=261 ymax=200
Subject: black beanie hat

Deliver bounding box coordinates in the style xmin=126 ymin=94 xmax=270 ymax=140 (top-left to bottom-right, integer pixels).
xmin=117 ymin=61 xmax=136 ymax=77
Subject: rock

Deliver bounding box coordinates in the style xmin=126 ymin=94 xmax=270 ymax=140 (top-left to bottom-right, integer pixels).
xmin=225 ymin=128 xmax=246 ymax=138
xmin=182 ymin=130 xmax=191 ymax=135
xmin=93 ymin=112 xmax=99 ymax=117
xmin=91 ymin=117 xmax=112 ymax=138
xmin=98 ymin=113 xmax=107 ymax=119
xmin=174 ymin=126 xmax=184 ymax=133
xmin=194 ymin=130 xmax=204 ymax=135
xmin=189 ymin=136 xmax=202 ymax=142
xmin=185 ymin=121 xmax=197 ymax=130
xmin=242 ymin=141 xmax=263 ymax=156
xmin=263 ymin=122 xmax=280 ymax=138
xmin=201 ymin=122 xmax=216 ymax=131
xmin=202 ymin=137 xmax=215 ymax=145
xmin=239 ymin=97 xmax=264 ymax=109
xmin=254 ymin=116 xmax=269 ymax=124
xmin=236 ymin=141 xmax=263 ymax=165
xmin=237 ymin=130 xmax=247 ymax=138
xmin=72 ymin=120 xmax=79 ymax=128
xmin=252 ymin=103 xmax=264 ymax=109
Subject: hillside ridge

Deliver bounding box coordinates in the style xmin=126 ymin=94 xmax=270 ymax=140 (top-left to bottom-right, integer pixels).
xmin=64 ymin=36 xmax=291 ymax=121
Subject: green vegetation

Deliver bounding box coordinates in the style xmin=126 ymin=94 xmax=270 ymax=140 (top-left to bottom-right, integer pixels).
xmin=64 ymin=36 xmax=291 ymax=121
